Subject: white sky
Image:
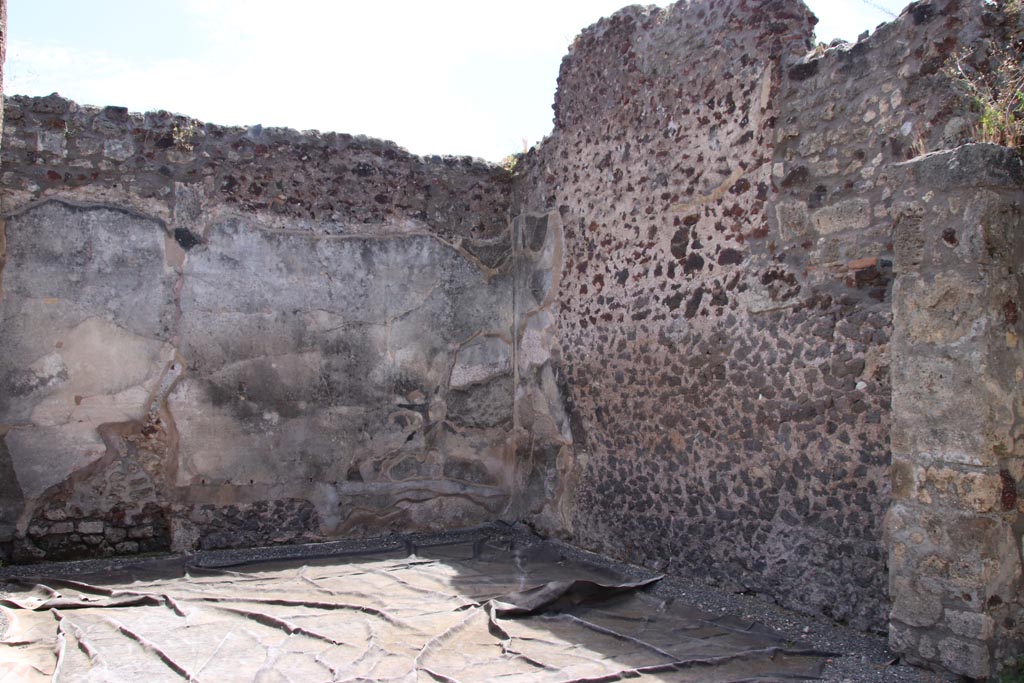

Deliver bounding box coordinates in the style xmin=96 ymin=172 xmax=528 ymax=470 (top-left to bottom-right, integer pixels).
xmin=7 ymin=0 xmax=908 ymax=162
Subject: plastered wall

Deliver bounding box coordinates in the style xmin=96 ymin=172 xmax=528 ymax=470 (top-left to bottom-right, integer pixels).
xmin=0 ymin=95 xmax=545 ymax=559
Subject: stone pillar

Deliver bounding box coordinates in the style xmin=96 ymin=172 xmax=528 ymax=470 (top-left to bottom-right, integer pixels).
xmin=888 ymin=144 xmax=1024 ymax=679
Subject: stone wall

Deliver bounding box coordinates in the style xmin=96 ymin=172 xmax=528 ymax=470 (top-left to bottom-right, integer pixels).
xmin=0 ymin=0 xmax=5 ymax=159
xmin=512 ymin=0 xmax=1006 ymax=638
xmin=0 ymin=94 xmax=535 ymax=560
xmin=2 ymin=0 xmax=1023 ymax=677
xmin=888 ymin=144 xmax=1024 ymax=679
xmin=0 ymin=0 xmax=8 ymax=549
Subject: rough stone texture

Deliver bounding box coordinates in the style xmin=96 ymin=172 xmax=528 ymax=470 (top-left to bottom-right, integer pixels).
xmin=188 ymin=499 xmax=320 ymax=551
xmin=0 ymin=96 xmax=509 ymax=239
xmin=1 ymin=0 xmax=1022 ymax=678
xmin=0 ymin=0 xmax=5 ymax=161
xmin=0 ymin=0 xmax=9 ymax=554
xmin=888 ymin=144 xmax=1024 ymax=679
xmin=511 ymin=0 xmax=1007 ymax=645
xmin=19 ymin=502 xmax=170 ymax=562
xmin=0 ymin=94 xmax=528 ymax=561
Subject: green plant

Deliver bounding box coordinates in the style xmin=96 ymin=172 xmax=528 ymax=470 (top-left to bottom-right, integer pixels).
xmin=946 ymin=2 xmax=1024 ymax=148
xmin=948 ymin=49 xmax=1024 ymax=147
xmin=171 ymin=118 xmax=199 ymax=151
xmin=500 ymin=153 xmax=520 ymax=174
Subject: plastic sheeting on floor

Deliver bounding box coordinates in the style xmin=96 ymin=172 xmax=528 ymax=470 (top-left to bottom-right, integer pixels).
xmin=1 ymin=533 xmax=829 ymax=682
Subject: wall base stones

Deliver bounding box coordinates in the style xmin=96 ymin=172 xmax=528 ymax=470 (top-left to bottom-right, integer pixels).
xmin=186 ymin=500 xmax=320 ymax=551
xmin=15 ymin=502 xmax=170 ymax=563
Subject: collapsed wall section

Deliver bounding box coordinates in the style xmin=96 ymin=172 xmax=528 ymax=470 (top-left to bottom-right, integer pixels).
xmin=0 ymin=95 xmax=525 ymax=560
xmin=514 ymin=0 xmax=996 ymax=634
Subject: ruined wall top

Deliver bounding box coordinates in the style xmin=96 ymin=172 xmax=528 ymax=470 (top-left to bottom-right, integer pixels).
xmin=1 ymin=94 xmax=512 ymax=243
xmin=553 ymin=0 xmax=816 ymax=131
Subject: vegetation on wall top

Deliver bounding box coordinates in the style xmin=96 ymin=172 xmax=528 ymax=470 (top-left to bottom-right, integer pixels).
xmin=947 ymin=0 xmax=1024 ymax=149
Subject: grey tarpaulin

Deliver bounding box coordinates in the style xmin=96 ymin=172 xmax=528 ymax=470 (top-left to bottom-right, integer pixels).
xmin=1 ymin=529 xmax=829 ymax=682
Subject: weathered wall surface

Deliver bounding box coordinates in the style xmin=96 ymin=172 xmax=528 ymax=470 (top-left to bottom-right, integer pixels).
xmin=2 ymin=0 xmax=1023 ymax=677
xmin=513 ymin=0 xmax=1000 ymax=634
xmin=0 ymin=95 xmax=527 ymax=560
xmin=888 ymin=144 xmax=1024 ymax=679
xmin=0 ymin=0 xmax=5 ymax=162
xmin=508 ymin=211 xmax=576 ymax=528
xmin=0 ymin=0 xmax=9 ymax=548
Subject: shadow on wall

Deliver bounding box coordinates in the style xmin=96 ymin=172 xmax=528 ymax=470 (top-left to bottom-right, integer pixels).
xmin=0 ymin=196 xmax=539 ymax=558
